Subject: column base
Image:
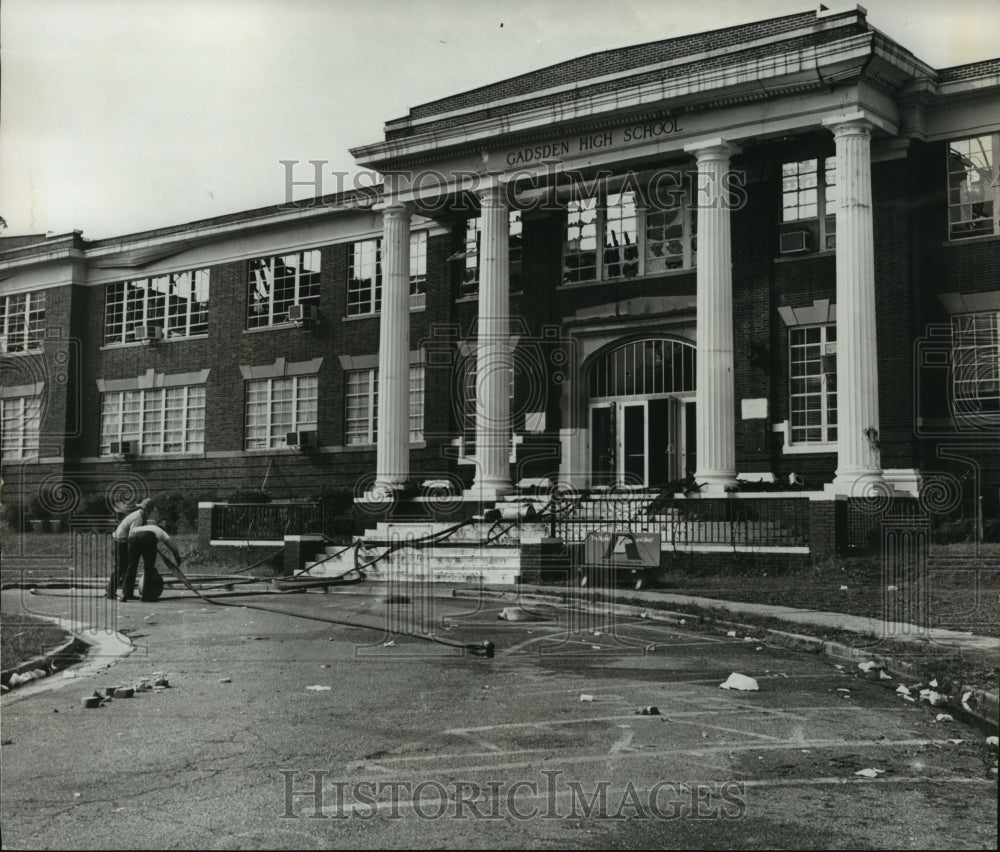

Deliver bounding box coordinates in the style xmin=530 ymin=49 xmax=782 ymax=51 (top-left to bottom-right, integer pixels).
xmin=695 ymin=472 xmax=739 ymax=494
xmin=825 ymin=469 xmax=889 ymax=498
xmin=464 ymin=480 xmax=515 ymax=504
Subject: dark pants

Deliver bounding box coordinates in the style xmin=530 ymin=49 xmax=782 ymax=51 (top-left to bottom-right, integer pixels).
xmin=106 ymin=539 xmax=130 ymax=598
xmin=120 ymin=532 xmax=160 ymax=601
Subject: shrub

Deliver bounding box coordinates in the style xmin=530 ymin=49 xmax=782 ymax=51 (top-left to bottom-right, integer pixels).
xmin=931 ymin=518 xmax=974 ymax=544
xmin=27 ymin=496 xmax=49 ymax=522
xmin=153 ymin=492 xmax=200 ymax=534
xmin=80 ymin=495 xmax=112 ymax=517
xmin=1 ymin=500 xmax=27 ymax=533
xmin=318 ymin=486 xmax=354 ymax=516
xmin=982 ymin=519 xmax=1000 ymax=543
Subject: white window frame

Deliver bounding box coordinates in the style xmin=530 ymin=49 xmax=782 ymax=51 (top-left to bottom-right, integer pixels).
xmin=244 ymin=375 xmax=318 ymax=450
xmin=100 ymin=386 xmax=206 ymax=455
xmin=409 ymin=231 xmax=428 ymax=309
xmin=947 ymin=133 xmax=1000 ymax=240
xmin=0 ymin=395 xmax=41 ymax=459
xmin=781 ymin=156 xmax=837 ymax=252
xmin=0 ymin=291 xmax=46 ymax=354
xmin=247 ymin=250 xmax=320 ymax=329
xmin=951 ymin=310 xmax=1000 ymax=418
xmin=562 ymin=176 xmax=697 ymax=285
xmin=460 ymin=212 xmax=522 ymax=297
xmin=348 ymin=233 xmax=429 ymax=316
xmin=788 ymin=323 xmax=838 ymax=445
xmin=105 ymin=270 xmax=210 ymax=344
xmin=344 ymin=365 xmax=424 ymax=445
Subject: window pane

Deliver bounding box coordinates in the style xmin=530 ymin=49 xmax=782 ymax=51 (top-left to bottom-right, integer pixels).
xmin=563 ymin=196 xmax=598 ymax=283
xmin=948 ymin=134 xmax=997 ymax=239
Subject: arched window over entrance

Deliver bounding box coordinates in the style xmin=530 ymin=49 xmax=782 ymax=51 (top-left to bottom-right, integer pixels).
xmin=587 ymin=337 xmax=696 ymax=488
xmin=589 ymin=338 xmax=696 ymax=399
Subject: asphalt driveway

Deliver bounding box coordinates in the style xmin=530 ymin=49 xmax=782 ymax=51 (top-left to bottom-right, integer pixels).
xmin=1 ymin=584 xmax=996 ymax=849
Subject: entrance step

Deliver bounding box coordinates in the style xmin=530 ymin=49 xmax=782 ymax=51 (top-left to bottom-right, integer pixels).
xmin=304 ymin=519 xmax=525 ymax=585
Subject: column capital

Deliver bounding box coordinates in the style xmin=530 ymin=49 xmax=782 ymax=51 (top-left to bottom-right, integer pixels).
xmin=476 ymin=176 xmax=510 ymax=207
xmin=373 ymin=200 xmax=415 ymax=217
xmin=821 ymin=112 xmax=877 ymax=137
xmin=683 ymin=138 xmax=741 ymax=162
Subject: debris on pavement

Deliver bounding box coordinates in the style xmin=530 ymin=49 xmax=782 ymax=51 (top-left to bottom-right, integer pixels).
xmin=720 ymin=673 xmax=759 ymax=691
xmin=855 ymin=768 xmax=886 ymax=778
xmin=934 ymin=713 xmax=954 ymax=723
xmin=305 ymin=685 xmax=332 ymax=691
xmin=579 ymin=694 xmax=594 ymax=702
xmin=635 ymin=706 xmax=661 ymax=716
xmin=919 ymin=689 xmax=947 ymax=707
xmin=896 ymin=685 xmax=911 ymax=695
xmin=218 ymin=677 xmax=232 ymax=684
xmin=858 ymin=661 xmax=880 ymax=672
xmin=879 ymin=671 xmax=892 ymax=681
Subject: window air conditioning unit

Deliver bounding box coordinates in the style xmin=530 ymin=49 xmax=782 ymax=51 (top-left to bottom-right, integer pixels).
xmin=285 ymin=430 xmax=317 ymax=451
xmin=137 ymin=325 xmax=163 ymax=344
xmin=287 ymin=304 xmax=318 ymax=325
xmin=110 ymin=440 xmax=136 ymax=458
xmin=822 ymin=342 xmax=837 ymax=374
xmin=779 ymin=231 xmax=811 ymax=254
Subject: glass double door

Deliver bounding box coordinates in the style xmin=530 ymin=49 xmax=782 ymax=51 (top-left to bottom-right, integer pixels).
xmin=590 ymin=397 xmax=695 ymax=487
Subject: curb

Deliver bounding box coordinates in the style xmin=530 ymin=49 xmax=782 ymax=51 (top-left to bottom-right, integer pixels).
xmin=1 ymin=634 xmax=91 ymax=692
xmin=452 ymin=587 xmax=1000 ymax=731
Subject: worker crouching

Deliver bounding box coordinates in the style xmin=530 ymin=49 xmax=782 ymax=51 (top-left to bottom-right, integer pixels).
xmin=120 ymin=517 xmax=183 ymax=602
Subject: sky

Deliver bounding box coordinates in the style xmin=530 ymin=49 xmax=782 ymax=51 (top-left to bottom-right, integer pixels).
xmin=1 ymin=0 xmax=998 ymax=240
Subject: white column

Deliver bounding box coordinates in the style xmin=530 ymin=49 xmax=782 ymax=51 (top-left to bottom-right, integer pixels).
xmin=823 ymin=115 xmax=885 ymax=496
xmin=469 ymin=182 xmax=514 ymax=500
xmin=685 ymin=140 xmax=739 ymax=493
xmin=372 ymin=203 xmax=411 ymax=494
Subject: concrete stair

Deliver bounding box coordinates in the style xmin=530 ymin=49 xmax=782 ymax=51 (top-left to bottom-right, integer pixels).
xmin=304 ymin=518 xmax=530 ymax=586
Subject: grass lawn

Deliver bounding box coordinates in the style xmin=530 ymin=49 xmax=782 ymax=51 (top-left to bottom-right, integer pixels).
xmin=654 ymin=548 xmax=1000 ymax=637
xmin=0 ymin=610 xmax=73 ymax=672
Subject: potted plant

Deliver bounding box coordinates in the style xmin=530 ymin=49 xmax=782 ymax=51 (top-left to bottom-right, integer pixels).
xmin=26 ymin=497 xmax=49 ymax=532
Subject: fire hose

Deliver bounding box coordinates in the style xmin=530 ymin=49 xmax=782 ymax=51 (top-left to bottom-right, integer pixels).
xmin=25 ymin=543 xmax=495 ymax=657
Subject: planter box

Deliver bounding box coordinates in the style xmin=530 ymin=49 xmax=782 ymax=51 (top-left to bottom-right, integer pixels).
xmin=47 ymin=520 xmax=62 ymax=533
xmin=28 ymin=520 xmax=46 ymax=533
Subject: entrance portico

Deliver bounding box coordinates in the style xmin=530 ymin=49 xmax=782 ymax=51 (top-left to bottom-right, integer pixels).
xmin=357 ymin=8 xmax=903 ymax=502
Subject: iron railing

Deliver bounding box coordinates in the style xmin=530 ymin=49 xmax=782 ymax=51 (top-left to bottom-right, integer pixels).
xmin=552 ymin=495 xmax=810 ymax=548
xmin=211 ymin=502 xmax=328 ymax=541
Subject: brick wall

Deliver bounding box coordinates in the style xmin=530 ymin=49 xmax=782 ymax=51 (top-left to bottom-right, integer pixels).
xmin=37 ymin=225 xmax=466 ymax=504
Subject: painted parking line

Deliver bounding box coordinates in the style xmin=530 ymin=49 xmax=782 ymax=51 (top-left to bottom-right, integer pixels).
xmin=326 ymin=737 xmax=976 ymax=781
